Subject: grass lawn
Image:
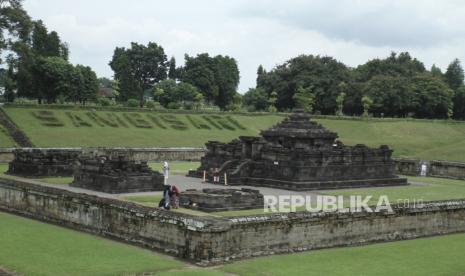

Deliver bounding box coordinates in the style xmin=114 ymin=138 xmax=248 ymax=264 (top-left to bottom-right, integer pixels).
xmin=0 ymin=125 xmax=15 ymax=147
xmin=2 ymin=211 xmax=465 ymax=276
xmin=222 ymin=233 xmax=465 ymax=276
xmin=3 ymin=107 xmax=283 ymax=148
xmin=323 ymin=176 xmax=465 ymax=206
xmin=148 ymin=161 xmax=200 ymax=175
xmin=0 ymin=163 xmax=7 ymax=174
xmin=5 ymin=107 xmax=465 ymax=162
xmin=33 ymin=176 xmax=74 ymax=185
xmin=0 ymin=212 xmax=183 ymax=276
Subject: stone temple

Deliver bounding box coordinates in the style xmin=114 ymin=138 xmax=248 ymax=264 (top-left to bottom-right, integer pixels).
xmin=71 ymin=155 xmax=164 ymax=193
xmin=189 ymin=110 xmax=408 ymax=190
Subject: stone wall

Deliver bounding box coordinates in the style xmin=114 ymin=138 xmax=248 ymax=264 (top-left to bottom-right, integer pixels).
xmin=2 ymin=177 xmax=465 ymax=265
xmin=0 ymin=147 xmax=205 ymax=164
xmin=394 ymin=158 xmax=465 ymax=180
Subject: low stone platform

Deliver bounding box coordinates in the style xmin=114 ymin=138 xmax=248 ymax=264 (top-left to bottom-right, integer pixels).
xmin=179 ymin=188 xmax=264 ymax=212
xmin=71 ymin=156 xmax=164 ymax=193
xmin=7 ymin=148 xmax=81 ymax=177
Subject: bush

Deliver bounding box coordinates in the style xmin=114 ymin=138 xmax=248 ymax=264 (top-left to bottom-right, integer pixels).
xmin=145 ymin=101 xmax=156 ymax=109
xmin=98 ymin=98 xmax=112 ymax=107
xmin=126 ymin=99 xmax=139 ymax=108
xmin=167 ymin=102 xmax=181 ymax=109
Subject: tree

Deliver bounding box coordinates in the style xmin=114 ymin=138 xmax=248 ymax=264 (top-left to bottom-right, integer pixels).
xmin=361 ymin=96 xmax=373 ymax=117
xmin=181 ymin=53 xmax=239 ymax=110
xmin=168 ymin=56 xmax=177 ymax=79
xmin=431 ymin=64 xmax=443 ymax=78
xmin=268 ymin=91 xmax=278 ymax=113
xmin=153 ymin=79 xmax=203 ymax=109
xmin=75 ymin=65 xmax=98 ymax=104
xmin=242 ymin=87 xmax=268 ymax=111
xmin=2 ymin=60 xmax=16 ymax=102
xmin=32 ymin=56 xmax=75 ymax=103
xmin=293 ymin=86 xmax=315 ymax=113
xmin=453 ymin=85 xmax=465 ymax=120
xmin=410 ymin=73 xmax=453 ymax=119
xmin=109 ymin=42 xmax=168 ymax=104
xmin=257 ymin=55 xmax=350 ymax=113
xmin=336 ymin=82 xmax=347 ymax=116
xmin=0 ymin=0 xmax=31 ymax=64
xmin=444 ymin=59 xmax=464 ymax=91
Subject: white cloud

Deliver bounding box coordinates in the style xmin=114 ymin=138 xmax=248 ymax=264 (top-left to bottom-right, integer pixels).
xmin=22 ymin=0 xmax=465 ymax=92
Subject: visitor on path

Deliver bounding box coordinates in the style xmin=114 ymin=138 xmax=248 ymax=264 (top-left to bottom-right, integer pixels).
xmin=169 ymin=185 xmax=180 ymax=209
xmin=163 ymin=161 xmax=169 ymax=185
xmin=420 ymin=163 xmax=428 ymax=177
xmin=162 ymin=185 xmax=171 ymax=210
xmin=213 ymin=168 xmax=220 ymax=183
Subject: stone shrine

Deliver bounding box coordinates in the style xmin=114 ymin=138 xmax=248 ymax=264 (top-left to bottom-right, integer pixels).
xmin=189 ymin=110 xmax=408 ymax=190
xmin=179 ymin=188 xmax=264 ymax=212
xmin=71 ymin=155 xmax=164 ymax=193
xmin=7 ymin=148 xmax=81 ymax=177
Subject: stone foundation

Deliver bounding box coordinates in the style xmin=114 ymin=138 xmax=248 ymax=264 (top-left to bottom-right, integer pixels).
xmin=4 ymin=147 xmax=205 ymax=177
xmin=71 ymin=156 xmax=164 ymax=193
xmin=1 ymin=177 xmax=465 ymax=265
xmin=7 ymin=148 xmax=81 ymax=177
xmin=180 ymin=188 xmax=264 ymax=212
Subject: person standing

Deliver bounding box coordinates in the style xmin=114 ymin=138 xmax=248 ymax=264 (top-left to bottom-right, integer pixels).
xmin=163 ymin=161 xmax=169 ymax=185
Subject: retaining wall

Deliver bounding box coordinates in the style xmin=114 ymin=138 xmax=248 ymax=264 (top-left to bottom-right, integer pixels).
xmin=2 ymin=177 xmax=465 ymax=265
xmin=0 ymin=147 xmax=205 ymax=163
xmin=394 ymin=158 xmax=465 ymax=180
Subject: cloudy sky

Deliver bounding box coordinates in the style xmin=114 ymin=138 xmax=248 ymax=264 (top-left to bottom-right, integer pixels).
xmin=23 ymin=0 xmax=465 ymax=92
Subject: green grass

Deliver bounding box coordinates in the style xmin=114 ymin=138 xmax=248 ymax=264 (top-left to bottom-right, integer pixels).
xmin=3 ymin=210 xmax=465 ymax=276
xmin=0 ymin=211 xmax=183 ymax=276
xmin=0 ymin=163 xmax=7 ymax=174
xmin=3 ymin=107 xmax=283 ymax=148
xmin=5 ymin=106 xmax=465 ymax=162
xmin=33 ymin=176 xmax=74 ymax=185
xmin=222 ymin=233 xmax=465 ymax=276
xmin=148 ymin=161 xmax=200 ymax=175
xmin=324 ymin=176 xmax=465 ymax=206
xmin=0 ymin=125 xmax=15 ymax=147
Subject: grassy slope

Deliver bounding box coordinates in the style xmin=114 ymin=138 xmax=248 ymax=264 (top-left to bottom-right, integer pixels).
xmin=4 ymin=107 xmax=465 ymax=161
xmin=2 ymin=211 xmax=465 ymax=276
xmin=0 ymin=125 xmax=15 ymax=147
xmin=3 ymin=107 xmax=283 ymax=147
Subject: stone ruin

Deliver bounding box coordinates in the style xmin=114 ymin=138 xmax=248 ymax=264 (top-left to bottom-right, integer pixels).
xmin=7 ymin=148 xmax=81 ymax=177
xmin=179 ymin=188 xmax=264 ymax=212
xmin=189 ymin=110 xmax=408 ymax=190
xmin=71 ymin=155 xmax=164 ymax=193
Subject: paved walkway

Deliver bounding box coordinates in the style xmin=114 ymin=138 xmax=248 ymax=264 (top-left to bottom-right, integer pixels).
xmin=0 ymin=173 xmax=427 ymax=201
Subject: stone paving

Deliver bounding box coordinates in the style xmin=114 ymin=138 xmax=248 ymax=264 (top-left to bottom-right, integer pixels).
xmin=0 ymin=173 xmax=428 ymax=202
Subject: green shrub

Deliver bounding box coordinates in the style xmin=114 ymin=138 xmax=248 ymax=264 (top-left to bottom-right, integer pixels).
xmin=126 ymin=99 xmax=139 ymax=108
xmin=145 ymin=101 xmax=156 ymax=109
xmin=167 ymin=102 xmax=181 ymax=110
xmin=98 ymin=98 xmax=112 ymax=107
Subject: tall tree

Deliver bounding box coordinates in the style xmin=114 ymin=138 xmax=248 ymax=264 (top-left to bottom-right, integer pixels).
xmin=257 ymin=55 xmax=350 ymax=113
xmin=444 ymin=58 xmax=464 ymax=91
xmin=0 ymin=0 xmax=31 ymax=64
xmin=109 ymin=42 xmax=168 ymax=104
xmin=181 ymin=53 xmax=239 ymax=110
xmin=168 ymin=56 xmax=177 ymax=80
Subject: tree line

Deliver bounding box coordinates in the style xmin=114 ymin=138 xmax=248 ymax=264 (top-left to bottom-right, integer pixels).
xmin=2 ymin=0 xmax=465 ymax=119
xmin=0 ymin=0 xmax=98 ymax=104
xmin=109 ymin=44 xmax=240 ymax=110
xmin=245 ymin=52 xmax=465 ymax=119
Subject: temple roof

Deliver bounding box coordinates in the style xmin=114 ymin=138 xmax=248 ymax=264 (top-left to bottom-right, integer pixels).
xmin=260 ymin=110 xmax=338 ymax=140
